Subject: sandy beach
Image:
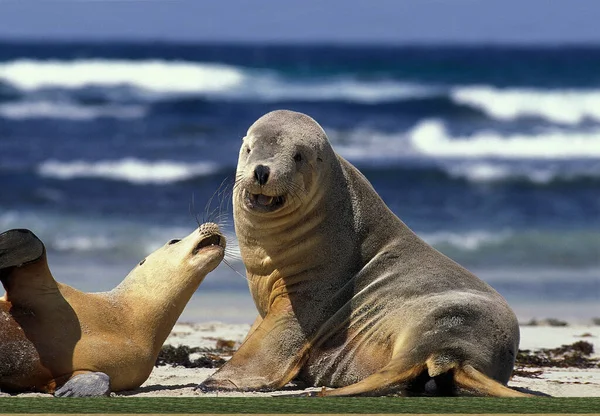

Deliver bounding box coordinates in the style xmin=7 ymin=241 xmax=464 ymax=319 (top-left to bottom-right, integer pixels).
xmin=142 ymin=322 xmax=600 ymax=398
xmin=5 ymin=320 xmax=599 ymax=398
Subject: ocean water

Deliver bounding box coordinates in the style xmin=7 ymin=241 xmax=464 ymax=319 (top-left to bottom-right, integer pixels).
xmin=0 ymin=42 xmax=598 ymax=323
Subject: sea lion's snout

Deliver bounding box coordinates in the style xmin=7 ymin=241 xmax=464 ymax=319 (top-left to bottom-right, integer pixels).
xmin=192 ymin=233 xmax=225 ymax=255
xmin=242 ymin=164 xmax=287 ymax=212
xmin=254 ymin=164 xmax=270 ymax=186
xmin=243 ymin=190 xmax=286 ymax=213
xmin=192 ymin=222 xmax=226 ymax=255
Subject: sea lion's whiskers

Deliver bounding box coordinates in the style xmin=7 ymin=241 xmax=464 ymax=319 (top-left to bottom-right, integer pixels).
xmin=282 ymin=182 xmax=303 ymax=207
xmin=203 ymin=178 xmax=228 ymax=223
xmin=225 ymin=252 xmax=242 ymax=261
xmin=204 ymin=177 xmax=231 ymax=224
xmin=224 ymin=250 xmax=242 ymax=262
xmin=217 ymin=181 xmax=233 ymax=215
xmin=289 ymin=182 xmax=304 ymax=200
xmin=222 ymin=258 xmax=248 ymax=282
xmin=189 ymin=192 xmax=202 ymax=228
xmin=204 ymin=181 xmax=240 ymax=261
xmin=214 ymin=215 xmax=231 ymax=225
xmin=232 ymin=174 xmax=245 ymax=196
xmin=209 ymin=183 xmax=233 ymax=225
xmin=207 ymin=206 xmax=222 ymax=224
xmin=208 ymin=205 xmax=230 ymax=227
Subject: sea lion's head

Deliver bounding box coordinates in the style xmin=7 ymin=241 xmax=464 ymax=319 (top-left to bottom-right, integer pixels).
xmin=235 ymin=110 xmax=335 ymax=216
xmin=137 ymin=222 xmax=226 ymax=278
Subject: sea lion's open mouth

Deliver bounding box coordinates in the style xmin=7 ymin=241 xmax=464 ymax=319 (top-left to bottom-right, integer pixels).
xmin=244 ymin=190 xmax=285 ymax=212
xmin=193 ymin=234 xmax=224 ymax=254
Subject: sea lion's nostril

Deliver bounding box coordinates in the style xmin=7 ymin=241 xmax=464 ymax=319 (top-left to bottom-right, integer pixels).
xmin=254 ymin=165 xmax=270 ymax=186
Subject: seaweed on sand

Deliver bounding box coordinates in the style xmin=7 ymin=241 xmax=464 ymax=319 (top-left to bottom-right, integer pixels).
xmin=155 ymin=338 xmax=237 ymax=368
xmin=514 ymin=340 xmax=598 ymax=374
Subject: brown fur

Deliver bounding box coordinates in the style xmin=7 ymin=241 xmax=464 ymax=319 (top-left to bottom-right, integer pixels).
xmin=0 ymin=224 xmax=224 ymax=394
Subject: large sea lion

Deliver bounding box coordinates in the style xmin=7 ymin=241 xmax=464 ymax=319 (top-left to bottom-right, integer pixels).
xmin=198 ymin=110 xmax=531 ymax=397
xmin=0 ymin=223 xmax=225 ymax=396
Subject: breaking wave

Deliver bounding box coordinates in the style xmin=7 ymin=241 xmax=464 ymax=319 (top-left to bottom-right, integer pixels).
xmin=0 ymin=59 xmax=438 ymax=103
xmin=0 ymin=59 xmax=245 ymax=93
xmin=4 ymin=59 xmax=600 ymax=125
xmin=0 ymin=100 xmax=145 ymax=120
xmin=445 ymin=161 xmax=600 ymax=184
xmin=37 ymin=158 xmax=220 ymax=184
xmin=451 ymin=86 xmax=600 ymax=125
xmin=409 ymin=120 xmax=600 ymax=159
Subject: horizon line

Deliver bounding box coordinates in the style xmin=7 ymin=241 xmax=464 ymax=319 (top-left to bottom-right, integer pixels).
xmin=2 ymin=36 xmax=600 ymax=48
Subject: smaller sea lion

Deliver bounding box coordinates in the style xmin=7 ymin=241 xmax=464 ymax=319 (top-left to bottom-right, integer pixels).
xmin=0 ymin=223 xmax=225 ymax=396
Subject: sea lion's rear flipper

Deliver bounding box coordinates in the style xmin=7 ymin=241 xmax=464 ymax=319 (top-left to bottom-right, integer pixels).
xmin=0 ymin=229 xmax=56 ymax=305
xmin=54 ymin=372 xmax=111 ymax=397
xmin=453 ymin=365 xmax=535 ymax=397
xmin=320 ymin=358 xmax=536 ymax=397
xmin=0 ymin=229 xmax=45 ymax=272
xmin=320 ymin=361 xmax=427 ymax=397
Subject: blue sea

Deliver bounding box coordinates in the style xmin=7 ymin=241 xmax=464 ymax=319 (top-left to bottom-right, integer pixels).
xmin=0 ymin=42 xmax=598 ymax=323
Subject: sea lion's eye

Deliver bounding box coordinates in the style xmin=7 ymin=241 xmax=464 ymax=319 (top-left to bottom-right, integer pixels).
xmin=139 ymin=258 xmax=146 ymax=266
xmin=246 ymin=147 xmax=251 ymax=154
xmin=168 ymin=239 xmax=181 ymax=245
xmin=294 ymin=153 xmax=302 ymax=162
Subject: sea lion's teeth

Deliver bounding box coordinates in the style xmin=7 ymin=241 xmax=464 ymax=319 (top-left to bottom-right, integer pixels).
xmin=258 ymin=195 xmax=274 ymax=205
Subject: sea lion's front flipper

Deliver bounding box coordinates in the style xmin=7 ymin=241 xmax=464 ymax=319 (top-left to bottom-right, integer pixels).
xmin=0 ymin=229 xmax=57 ymax=306
xmin=197 ymin=308 xmax=308 ymax=392
xmin=54 ymin=372 xmax=111 ymax=397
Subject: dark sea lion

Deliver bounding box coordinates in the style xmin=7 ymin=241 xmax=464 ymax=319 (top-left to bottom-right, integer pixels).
xmin=198 ymin=110 xmax=531 ymax=397
xmin=0 ymin=223 xmax=225 ymax=396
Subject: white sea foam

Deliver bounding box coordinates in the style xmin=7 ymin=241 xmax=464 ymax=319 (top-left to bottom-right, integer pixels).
xmin=328 ymin=124 xmax=600 ymax=183
xmin=53 ymin=235 xmax=116 ymax=252
xmin=0 ymin=101 xmax=145 ymax=120
xmin=231 ymin=78 xmax=437 ymax=103
xmin=0 ymin=59 xmax=245 ymax=93
xmin=330 ymin=122 xmax=600 ymax=162
xmin=409 ymin=119 xmax=600 ymax=159
xmin=419 ymin=230 xmax=512 ymax=251
xmin=38 ymin=158 xmax=220 ymax=184
xmin=330 ymin=128 xmax=415 ymax=161
xmin=4 ymin=59 xmax=600 ymax=114
xmin=446 ymin=162 xmax=600 ymax=183
xmin=447 ymin=163 xmax=513 ymax=182
xmin=451 ymin=86 xmax=600 ymax=125
xmin=0 ymin=59 xmax=437 ymax=103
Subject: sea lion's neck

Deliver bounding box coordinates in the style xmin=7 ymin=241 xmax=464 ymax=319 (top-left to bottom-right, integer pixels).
xmin=236 ymin=187 xmax=332 ymax=310
xmin=239 ymin=199 xmax=326 ymax=266
xmin=112 ymin=268 xmax=203 ymax=354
